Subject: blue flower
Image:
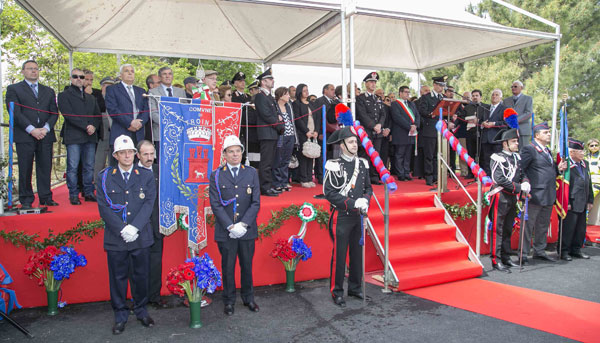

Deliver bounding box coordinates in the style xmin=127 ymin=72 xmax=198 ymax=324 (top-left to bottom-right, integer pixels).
xmin=291 ymin=238 xmax=312 ymax=262
xmin=49 ymin=247 xmax=87 ymax=281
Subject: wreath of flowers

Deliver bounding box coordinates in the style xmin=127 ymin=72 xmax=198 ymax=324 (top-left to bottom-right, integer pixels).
xmin=166 ymin=253 xmax=222 ymax=302
xmin=270 ymin=237 xmax=312 ymax=271
xmin=23 ymin=246 xmax=87 ymax=291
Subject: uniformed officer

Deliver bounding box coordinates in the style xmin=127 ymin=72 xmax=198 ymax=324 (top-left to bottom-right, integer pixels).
xmin=557 ymin=138 xmax=593 ymax=260
xmin=487 ymin=128 xmax=530 ymax=272
xmin=96 ymin=135 xmax=156 ymax=335
xmin=209 ymin=135 xmax=261 ymax=316
xmin=231 ymin=71 xmax=251 ymax=103
xmin=356 ymin=72 xmax=387 ymax=185
xmin=417 ymin=75 xmax=447 ymax=186
xmin=324 ymin=126 xmax=373 ymax=307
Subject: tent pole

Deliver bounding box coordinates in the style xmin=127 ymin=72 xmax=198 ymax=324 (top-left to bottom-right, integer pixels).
xmin=116 ymin=54 xmax=122 ymax=69
xmin=417 ymin=72 xmax=421 ymax=95
xmin=68 ymin=50 xmax=73 ymax=72
xmin=340 ymin=11 xmax=347 ymax=102
xmin=550 ymin=29 xmax=560 ymax=151
xmin=349 ymin=14 xmax=355 ymax=119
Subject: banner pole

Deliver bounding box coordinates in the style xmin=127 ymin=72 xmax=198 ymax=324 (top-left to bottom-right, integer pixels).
xmin=322 ymin=105 xmax=326 ymax=175
xmin=8 ymin=102 xmax=14 ymax=209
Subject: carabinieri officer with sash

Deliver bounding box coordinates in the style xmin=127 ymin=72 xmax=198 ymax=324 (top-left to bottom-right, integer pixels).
xmin=96 ymin=135 xmax=156 ymax=335
xmin=324 ymin=126 xmax=372 ymax=307
xmin=209 ymin=135 xmax=260 ymax=316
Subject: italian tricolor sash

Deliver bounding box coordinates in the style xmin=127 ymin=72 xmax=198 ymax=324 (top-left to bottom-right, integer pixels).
xmin=397 ymin=100 xmax=415 ymax=123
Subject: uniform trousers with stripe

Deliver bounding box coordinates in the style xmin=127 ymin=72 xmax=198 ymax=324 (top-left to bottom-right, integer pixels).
xmin=489 ymin=192 xmax=517 ymax=264
xmin=330 ymin=213 xmax=363 ymax=298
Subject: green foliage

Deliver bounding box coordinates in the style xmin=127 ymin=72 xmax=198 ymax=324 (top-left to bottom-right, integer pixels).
xmin=0 ymin=220 xmax=104 ymax=251
xmin=1 ymin=0 xmax=259 ymax=91
xmin=376 ymin=71 xmax=413 ymax=95
xmin=443 ymin=202 xmax=478 ymax=221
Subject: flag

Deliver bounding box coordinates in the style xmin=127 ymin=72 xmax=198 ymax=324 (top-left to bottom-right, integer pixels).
xmin=555 ymin=105 xmax=569 ymax=219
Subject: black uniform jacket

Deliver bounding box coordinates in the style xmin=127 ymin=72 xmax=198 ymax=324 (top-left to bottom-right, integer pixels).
xmin=5 ymin=80 xmax=58 ymax=144
xmin=209 ymin=164 xmax=260 ymax=242
xmin=254 ymin=90 xmax=279 ymax=140
xmin=58 ymin=85 xmax=102 ymax=145
xmin=356 ymin=93 xmax=386 ymax=138
xmin=567 ymin=158 xmax=594 ymax=213
xmin=417 ymin=92 xmax=443 ymax=138
xmin=324 ymin=157 xmax=373 ymax=215
xmin=390 ymin=100 xmax=420 ymax=145
xmin=490 ymin=151 xmax=527 ymax=195
xmin=97 ymin=166 xmax=156 ymax=251
xmin=520 ymin=141 xmax=558 ymax=206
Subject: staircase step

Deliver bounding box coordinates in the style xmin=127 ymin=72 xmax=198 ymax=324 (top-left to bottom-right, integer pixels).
xmin=396 ymin=260 xmax=482 ymax=291
xmin=374 ymin=223 xmax=456 ymax=245
xmin=368 ymin=207 xmax=445 ymax=226
xmin=387 ymin=241 xmax=470 ymax=266
xmin=386 ymin=192 xmax=434 ymax=207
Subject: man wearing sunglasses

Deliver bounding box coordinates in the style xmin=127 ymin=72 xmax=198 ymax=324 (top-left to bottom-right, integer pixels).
xmin=58 ymin=68 xmax=102 ymax=205
xmin=503 ymin=80 xmax=533 ymax=149
xmin=5 ymin=60 xmax=59 ymax=208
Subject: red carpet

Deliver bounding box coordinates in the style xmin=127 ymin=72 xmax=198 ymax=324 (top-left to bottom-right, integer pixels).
xmin=367 ymin=191 xmax=482 ymax=290
xmin=406 ymin=279 xmax=600 ymax=342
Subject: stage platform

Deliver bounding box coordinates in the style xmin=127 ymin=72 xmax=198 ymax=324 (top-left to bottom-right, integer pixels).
xmin=0 ymin=176 xmax=558 ymax=308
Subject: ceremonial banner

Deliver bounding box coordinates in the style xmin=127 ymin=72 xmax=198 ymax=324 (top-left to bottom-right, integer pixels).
xmin=158 ymin=97 xmax=242 ymax=249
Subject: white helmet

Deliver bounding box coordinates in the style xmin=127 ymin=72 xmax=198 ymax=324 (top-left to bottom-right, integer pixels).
xmin=222 ymin=135 xmax=244 ymax=153
xmin=113 ymin=135 xmax=137 ymax=154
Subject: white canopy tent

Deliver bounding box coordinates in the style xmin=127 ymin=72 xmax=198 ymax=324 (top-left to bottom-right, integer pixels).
xmin=12 ymin=0 xmax=562 ymax=146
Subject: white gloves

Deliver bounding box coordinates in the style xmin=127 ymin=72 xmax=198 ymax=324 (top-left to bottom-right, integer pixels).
xmin=521 ymin=182 xmax=531 ymax=194
xmin=228 ymin=222 xmax=247 ymax=239
xmin=354 ymin=198 xmax=369 ymax=213
xmin=121 ymin=224 xmax=139 ymax=243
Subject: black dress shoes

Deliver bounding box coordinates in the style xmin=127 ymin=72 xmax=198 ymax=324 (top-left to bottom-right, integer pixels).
xmin=112 ymin=322 xmax=126 ymax=335
xmin=397 ymin=176 xmax=406 ymax=181
xmin=502 ymin=259 xmax=519 ymax=268
xmin=492 ymin=261 xmax=511 ymax=273
xmin=39 ymin=199 xmax=59 ymax=206
xmin=70 ymin=197 xmax=81 ymax=205
xmin=244 ymin=301 xmax=260 ymax=312
xmin=224 ymin=304 xmax=234 ymax=316
xmin=571 ymin=252 xmax=590 ymax=259
xmin=261 ymin=189 xmax=279 ymax=197
xmin=519 ymin=256 xmax=529 ymax=265
xmin=533 ymin=254 xmax=557 ymax=262
xmin=332 ymin=296 xmax=346 ymax=307
xmin=560 ymin=254 xmax=572 ymax=261
xmin=138 ymin=316 xmax=155 ymax=327
xmin=84 ymin=194 xmax=97 ymax=202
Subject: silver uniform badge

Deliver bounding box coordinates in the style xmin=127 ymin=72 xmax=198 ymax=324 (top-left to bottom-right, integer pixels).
xmin=139 ymin=192 xmax=145 ymax=199
xmin=247 ymin=186 xmax=252 ymax=195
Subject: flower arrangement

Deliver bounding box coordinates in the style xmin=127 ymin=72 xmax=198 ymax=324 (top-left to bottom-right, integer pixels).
xmin=271 ymin=237 xmax=312 ymax=271
xmin=23 ymin=246 xmax=87 ymax=292
xmin=166 ymin=253 xmax=222 ymax=303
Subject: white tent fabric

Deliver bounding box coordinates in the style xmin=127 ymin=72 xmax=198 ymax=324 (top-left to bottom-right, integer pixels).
xmin=15 ymin=0 xmax=558 ymax=72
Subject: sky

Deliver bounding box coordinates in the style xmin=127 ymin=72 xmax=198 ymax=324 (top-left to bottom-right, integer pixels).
xmin=271 ymin=0 xmax=481 ymax=95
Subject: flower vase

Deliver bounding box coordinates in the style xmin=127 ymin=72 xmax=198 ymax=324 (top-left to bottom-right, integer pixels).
xmin=46 ymin=289 xmax=59 ymax=315
xmin=189 ymin=300 xmax=202 ymax=328
xmin=285 ymin=269 xmax=296 ymax=293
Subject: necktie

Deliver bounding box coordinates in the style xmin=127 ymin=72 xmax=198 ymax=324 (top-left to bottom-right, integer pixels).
xmin=31 ymin=83 xmax=38 ymax=97
xmin=232 ymin=167 xmax=238 ymax=179
xmin=545 ymin=148 xmax=553 ymax=163
xmin=513 ymin=96 xmax=518 ymax=103
xmin=123 ymin=171 xmax=129 ymax=184
xmin=126 ymin=85 xmax=138 ymax=118
xmin=167 ymin=87 xmax=172 ymax=97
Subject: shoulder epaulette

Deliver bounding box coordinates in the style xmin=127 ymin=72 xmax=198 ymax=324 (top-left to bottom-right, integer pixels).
xmin=490 ymin=153 xmax=506 ymax=163
xmin=325 ymin=159 xmax=340 ymax=172
xmin=359 ymin=157 xmax=370 ymax=169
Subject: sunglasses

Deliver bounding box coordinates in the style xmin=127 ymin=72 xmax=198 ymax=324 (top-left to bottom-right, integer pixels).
xmin=589 ymin=144 xmax=599 ymax=148
xmin=511 ymin=85 xmax=519 ymax=88
xmin=72 ymin=75 xmax=85 ymax=79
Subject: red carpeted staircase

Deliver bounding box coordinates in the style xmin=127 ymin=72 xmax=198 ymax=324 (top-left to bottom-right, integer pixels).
xmin=368 ymin=191 xmax=482 ymax=291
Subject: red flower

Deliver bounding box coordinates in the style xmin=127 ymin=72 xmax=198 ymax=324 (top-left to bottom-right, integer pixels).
xmin=182 ymin=268 xmax=195 ymax=281
xmin=271 ymin=239 xmax=297 ymax=262
xmin=178 ymin=262 xmax=195 ymax=271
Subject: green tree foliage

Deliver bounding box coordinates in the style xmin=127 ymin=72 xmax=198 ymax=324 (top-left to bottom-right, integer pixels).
xmin=1 ymin=0 xmax=259 ymax=92
xmin=375 ymin=70 xmax=412 ymax=95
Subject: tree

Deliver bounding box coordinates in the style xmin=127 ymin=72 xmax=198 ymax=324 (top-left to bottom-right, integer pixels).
xmin=376 ymin=70 xmax=412 ymax=95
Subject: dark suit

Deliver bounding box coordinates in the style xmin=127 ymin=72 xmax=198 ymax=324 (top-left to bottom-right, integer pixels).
xmin=104 ymin=82 xmax=149 ymax=146
xmin=520 ymin=141 xmax=558 ymax=256
xmin=480 ymin=103 xmax=507 ymax=176
xmin=356 ymin=93 xmax=387 ymax=181
xmin=464 ymin=103 xmax=488 ymax=176
xmin=146 ymin=163 xmax=163 ymax=303
xmin=293 ymin=100 xmax=322 ymax=183
xmin=5 ymin=80 xmax=58 ymax=205
xmin=254 ymin=89 xmax=279 ymax=192
xmin=559 ymin=159 xmax=594 ymax=256
xmin=417 ymin=92 xmax=443 ymax=183
xmin=390 ymin=100 xmax=420 ymax=178
xmin=209 ymin=164 xmax=260 ymax=305
xmin=96 ymin=165 xmax=156 ymax=324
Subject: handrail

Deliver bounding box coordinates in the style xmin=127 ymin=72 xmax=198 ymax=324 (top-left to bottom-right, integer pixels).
xmin=371 ymin=191 xmax=384 ymax=216
xmin=437 ymin=152 xmax=477 ymax=206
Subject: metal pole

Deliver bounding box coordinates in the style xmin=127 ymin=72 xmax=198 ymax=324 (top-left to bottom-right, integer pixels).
xmin=476 ymin=179 xmax=482 ymax=257
xmin=437 ymin=108 xmax=442 ymax=197
xmin=7 ymin=102 xmax=14 ymax=209
xmin=416 ymin=72 xmax=421 ymax=95
xmin=349 ymin=14 xmax=355 ymax=119
xmin=340 ymin=11 xmax=347 ymax=103
xmin=116 ymin=54 xmax=122 ymax=69
xmin=382 ymin=184 xmax=391 ymax=293
xmin=0 ymin=0 xmax=4 ymax=214
xmin=550 ymin=30 xmax=561 ymax=151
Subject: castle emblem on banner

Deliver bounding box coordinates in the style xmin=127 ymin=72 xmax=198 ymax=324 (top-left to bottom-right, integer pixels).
xmin=184 ymin=144 xmax=213 ymax=184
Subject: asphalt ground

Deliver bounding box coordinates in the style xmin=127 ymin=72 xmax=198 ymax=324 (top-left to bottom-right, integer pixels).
xmin=1 ymin=245 xmax=597 ymax=343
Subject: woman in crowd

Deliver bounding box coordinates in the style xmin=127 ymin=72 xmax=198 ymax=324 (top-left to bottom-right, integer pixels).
xmin=272 ymin=87 xmax=297 ymax=192
xmin=586 ymin=138 xmax=600 ymax=225
xmin=218 ymin=85 xmax=232 ymax=102
xmin=293 ymin=83 xmax=319 ymax=188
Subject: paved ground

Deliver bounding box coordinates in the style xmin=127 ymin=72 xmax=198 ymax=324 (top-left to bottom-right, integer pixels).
xmin=1 ymin=245 xmax=597 ymax=343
